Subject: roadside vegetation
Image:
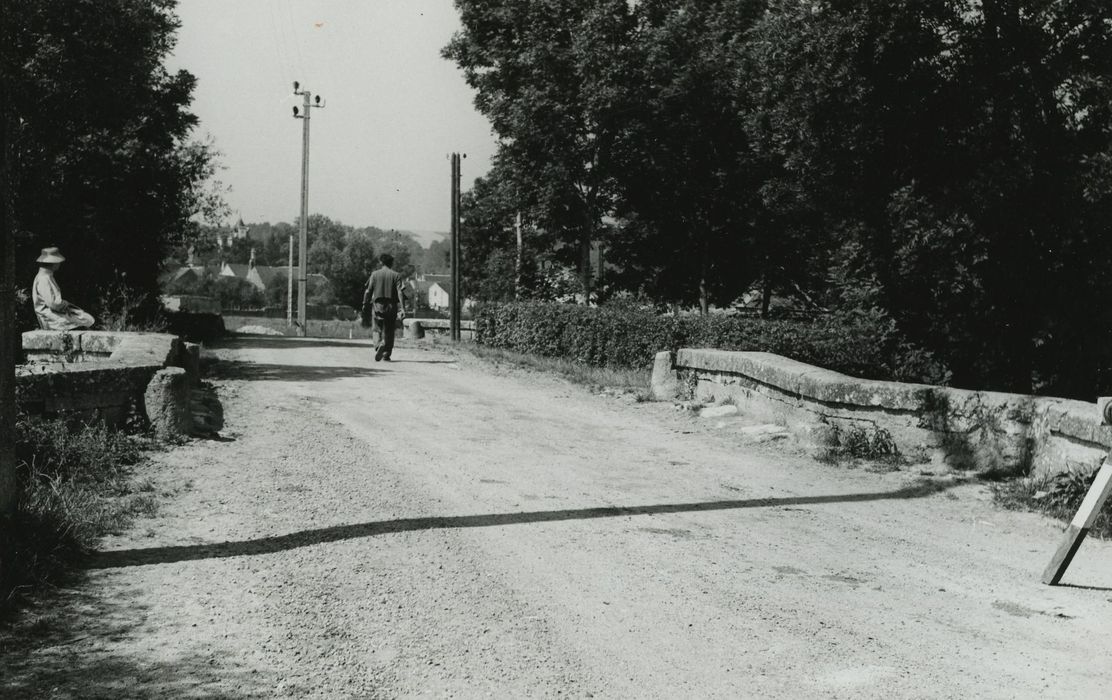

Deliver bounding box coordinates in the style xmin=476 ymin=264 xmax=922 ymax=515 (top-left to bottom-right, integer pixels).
xmin=473 ymin=301 xmax=946 ymax=383
xmin=992 ymin=468 xmax=1112 ymax=540
xmin=1 ymin=415 xmax=161 ymax=617
xmin=434 ymin=337 xmax=651 ymax=400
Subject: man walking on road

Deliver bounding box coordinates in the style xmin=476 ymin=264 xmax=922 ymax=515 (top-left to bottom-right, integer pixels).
xmin=363 ymin=253 xmax=406 ymax=362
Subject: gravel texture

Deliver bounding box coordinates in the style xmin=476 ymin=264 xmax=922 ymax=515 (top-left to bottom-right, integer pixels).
xmin=3 ymin=335 xmax=1112 ymax=699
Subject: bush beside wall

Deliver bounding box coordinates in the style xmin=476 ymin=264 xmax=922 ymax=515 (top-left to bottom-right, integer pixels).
xmin=474 ymin=302 xmax=944 ymax=383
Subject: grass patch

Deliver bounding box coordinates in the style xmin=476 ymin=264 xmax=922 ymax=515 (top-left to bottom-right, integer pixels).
xmin=817 ymin=423 xmax=904 ymax=471
xmin=2 ymin=416 xmax=161 ymax=616
xmin=434 ymin=339 xmax=652 ymax=399
xmin=992 ymin=467 xmax=1112 ymax=539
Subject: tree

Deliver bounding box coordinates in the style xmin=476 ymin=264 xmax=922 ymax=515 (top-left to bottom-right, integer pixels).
xmin=745 ymin=0 xmax=1112 ymax=395
xmin=5 ymin=0 xmax=220 ymax=320
xmin=2 ymin=0 xmax=217 ymax=526
xmin=424 ymin=239 xmax=451 ymax=275
xmin=602 ymin=0 xmax=769 ymax=312
xmin=445 ymin=0 xmax=635 ymax=300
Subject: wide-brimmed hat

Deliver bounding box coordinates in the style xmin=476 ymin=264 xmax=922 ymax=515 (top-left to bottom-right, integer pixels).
xmin=36 ymin=247 xmax=65 ymax=264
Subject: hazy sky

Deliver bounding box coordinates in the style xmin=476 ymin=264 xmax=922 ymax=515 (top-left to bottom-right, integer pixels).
xmin=168 ymin=0 xmax=497 ymax=235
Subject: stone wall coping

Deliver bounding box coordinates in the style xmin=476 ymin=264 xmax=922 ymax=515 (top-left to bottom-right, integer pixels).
xmin=673 ymin=348 xmax=1112 ymax=449
xmin=23 ymin=330 xmax=181 ymax=366
xmin=16 ymin=359 xmax=163 ymax=377
xmin=402 ymin=318 xmax=475 ymax=331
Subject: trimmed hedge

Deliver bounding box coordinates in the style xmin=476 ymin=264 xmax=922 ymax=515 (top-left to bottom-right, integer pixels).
xmin=474 ymin=301 xmax=942 ymax=382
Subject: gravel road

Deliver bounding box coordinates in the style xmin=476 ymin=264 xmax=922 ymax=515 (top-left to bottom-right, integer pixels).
xmin=4 ymin=335 xmax=1112 ymax=699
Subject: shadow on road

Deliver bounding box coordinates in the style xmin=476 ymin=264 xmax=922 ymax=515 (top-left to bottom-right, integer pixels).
xmin=215 ymin=336 xmax=371 ymax=350
xmin=209 ymin=361 xmax=382 ymax=382
xmin=88 ymin=481 xmax=952 ymax=570
xmin=0 ymin=586 xmax=272 ymax=699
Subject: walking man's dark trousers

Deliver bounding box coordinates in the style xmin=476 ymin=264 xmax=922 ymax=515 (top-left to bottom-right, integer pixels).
xmin=374 ymin=302 xmax=398 ymax=361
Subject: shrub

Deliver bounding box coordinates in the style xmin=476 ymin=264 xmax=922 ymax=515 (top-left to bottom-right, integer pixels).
xmin=474 ymin=301 xmax=946 ymax=382
xmin=993 ymin=467 xmax=1112 ymax=538
xmin=817 ymin=423 xmax=902 ymax=468
xmin=2 ymin=416 xmax=154 ymax=614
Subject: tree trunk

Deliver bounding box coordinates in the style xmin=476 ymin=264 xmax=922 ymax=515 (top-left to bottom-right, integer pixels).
xmin=514 ymin=212 xmax=523 ymax=300
xmin=760 ymin=275 xmax=773 ymax=319
xmin=698 ymin=241 xmax=709 ymax=316
xmin=580 ymin=234 xmax=592 ymax=305
xmin=1 ymin=92 xmax=18 ymax=521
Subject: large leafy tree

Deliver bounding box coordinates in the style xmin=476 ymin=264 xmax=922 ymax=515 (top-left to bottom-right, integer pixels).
xmin=457 ymin=156 xmax=540 ymax=301
xmin=604 ymin=0 xmax=769 ymax=312
xmin=445 ymin=0 xmax=635 ymax=300
xmin=747 ymin=0 xmax=1112 ymax=395
xmin=1 ymin=0 xmax=215 ymax=534
xmin=5 ymin=0 xmax=217 ymax=316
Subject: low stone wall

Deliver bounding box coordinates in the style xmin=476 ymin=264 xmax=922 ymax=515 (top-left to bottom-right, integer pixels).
xmin=651 ymin=349 xmax=1112 ymax=477
xmin=403 ymin=318 xmax=475 ymax=340
xmin=22 ymin=330 xmax=184 ymax=366
xmin=17 ymin=330 xmax=201 ymax=437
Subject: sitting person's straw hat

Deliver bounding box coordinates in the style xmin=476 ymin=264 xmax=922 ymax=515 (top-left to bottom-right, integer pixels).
xmin=36 ymin=247 xmax=66 ymax=263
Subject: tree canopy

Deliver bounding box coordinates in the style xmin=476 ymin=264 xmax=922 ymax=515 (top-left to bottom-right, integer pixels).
xmin=447 ymin=0 xmax=1112 ymax=398
xmin=4 ymin=0 xmax=221 ymax=315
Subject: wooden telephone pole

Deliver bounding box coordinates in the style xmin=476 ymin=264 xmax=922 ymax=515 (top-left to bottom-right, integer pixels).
xmin=291 ymin=81 xmax=324 ymax=336
xmin=449 ymin=153 xmax=464 ymax=342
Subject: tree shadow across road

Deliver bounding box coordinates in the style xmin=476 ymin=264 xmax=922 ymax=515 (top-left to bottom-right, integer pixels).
xmin=215 ymin=336 xmax=371 ymax=350
xmin=208 ymin=360 xmax=382 ymax=382
xmin=88 ymin=481 xmax=952 ymax=570
xmin=0 ymin=584 xmax=271 ymax=699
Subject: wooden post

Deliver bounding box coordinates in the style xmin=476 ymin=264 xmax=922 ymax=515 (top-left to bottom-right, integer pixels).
xmin=1042 ymin=459 xmax=1112 ymax=585
xmin=449 ymin=153 xmax=461 ymax=342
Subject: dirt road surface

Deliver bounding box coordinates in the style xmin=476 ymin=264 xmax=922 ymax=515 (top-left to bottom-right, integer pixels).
xmin=4 ymin=336 xmax=1112 ymax=699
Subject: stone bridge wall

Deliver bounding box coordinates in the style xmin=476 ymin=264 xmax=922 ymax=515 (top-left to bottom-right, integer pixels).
xmin=651 ymin=349 xmax=1112 ymax=477
xmin=17 ymin=330 xmax=200 ymax=437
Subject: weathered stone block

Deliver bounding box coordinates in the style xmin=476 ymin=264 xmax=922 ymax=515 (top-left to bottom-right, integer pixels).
xmin=179 ymin=342 xmax=201 ymax=385
xmin=404 ymin=319 xmax=425 ymax=339
xmin=650 ymin=351 xmax=679 ymax=401
xmin=78 ymin=331 xmax=124 ymax=356
xmin=144 ymin=367 xmax=192 ymax=439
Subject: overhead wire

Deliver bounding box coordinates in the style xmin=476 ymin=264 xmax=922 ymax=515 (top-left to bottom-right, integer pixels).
xmin=265 ymin=0 xmax=295 ymax=83
xmin=282 ymin=0 xmax=308 ymax=78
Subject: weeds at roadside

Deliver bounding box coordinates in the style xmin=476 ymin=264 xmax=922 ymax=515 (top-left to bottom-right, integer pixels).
xmin=435 ymin=339 xmax=652 ymax=398
xmin=992 ymin=467 xmax=1112 ymax=539
xmin=818 ymin=423 xmax=904 ymax=471
xmin=2 ymin=415 xmax=162 ymax=617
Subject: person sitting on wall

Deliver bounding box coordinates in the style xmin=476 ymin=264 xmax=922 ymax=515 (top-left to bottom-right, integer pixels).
xmin=31 ymin=246 xmax=96 ymax=331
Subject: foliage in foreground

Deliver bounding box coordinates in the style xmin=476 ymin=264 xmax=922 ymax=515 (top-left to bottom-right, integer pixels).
xmin=474 ymin=301 xmax=948 ymax=383
xmin=1 ymin=417 xmax=157 ymax=615
xmin=993 ymin=467 xmax=1112 ymax=540
xmin=455 ymin=341 xmax=652 ymax=399
xmin=447 ymin=0 xmax=1112 ymax=399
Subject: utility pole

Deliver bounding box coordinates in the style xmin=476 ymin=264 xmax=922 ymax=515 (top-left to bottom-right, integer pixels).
xmin=449 ymin=153 xmax=464 ymax=341
xmin=291 ymin=81 xmax=324 ymax=336
xmin=286 ymin=233 xmax=294 ymax=326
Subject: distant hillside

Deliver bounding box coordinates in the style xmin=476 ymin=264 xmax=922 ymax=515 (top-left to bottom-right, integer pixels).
xmin=403 ymin=230 xmax=449 ymax=249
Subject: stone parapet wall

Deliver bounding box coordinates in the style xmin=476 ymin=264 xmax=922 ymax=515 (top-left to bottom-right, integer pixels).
xmin=18 ymin=330 xmax=198 ymax=437
xmin=402 ymin=318 xmax=475 ymax=340
xmin=652 ymin=349 xmax=1112 ymax=477
xmin=22 ymin=330 xmax=183 ymax=367
xmin=16 ymin=361 xmax=161 ymax=426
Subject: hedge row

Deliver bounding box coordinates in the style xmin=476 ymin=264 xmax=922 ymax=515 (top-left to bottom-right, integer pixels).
xmin=473 ymin=302 xmax=941 ymax=383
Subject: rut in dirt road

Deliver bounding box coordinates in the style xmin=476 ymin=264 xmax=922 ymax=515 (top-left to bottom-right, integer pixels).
xmin=4 ymin=336 xmax=1112 ymax=700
